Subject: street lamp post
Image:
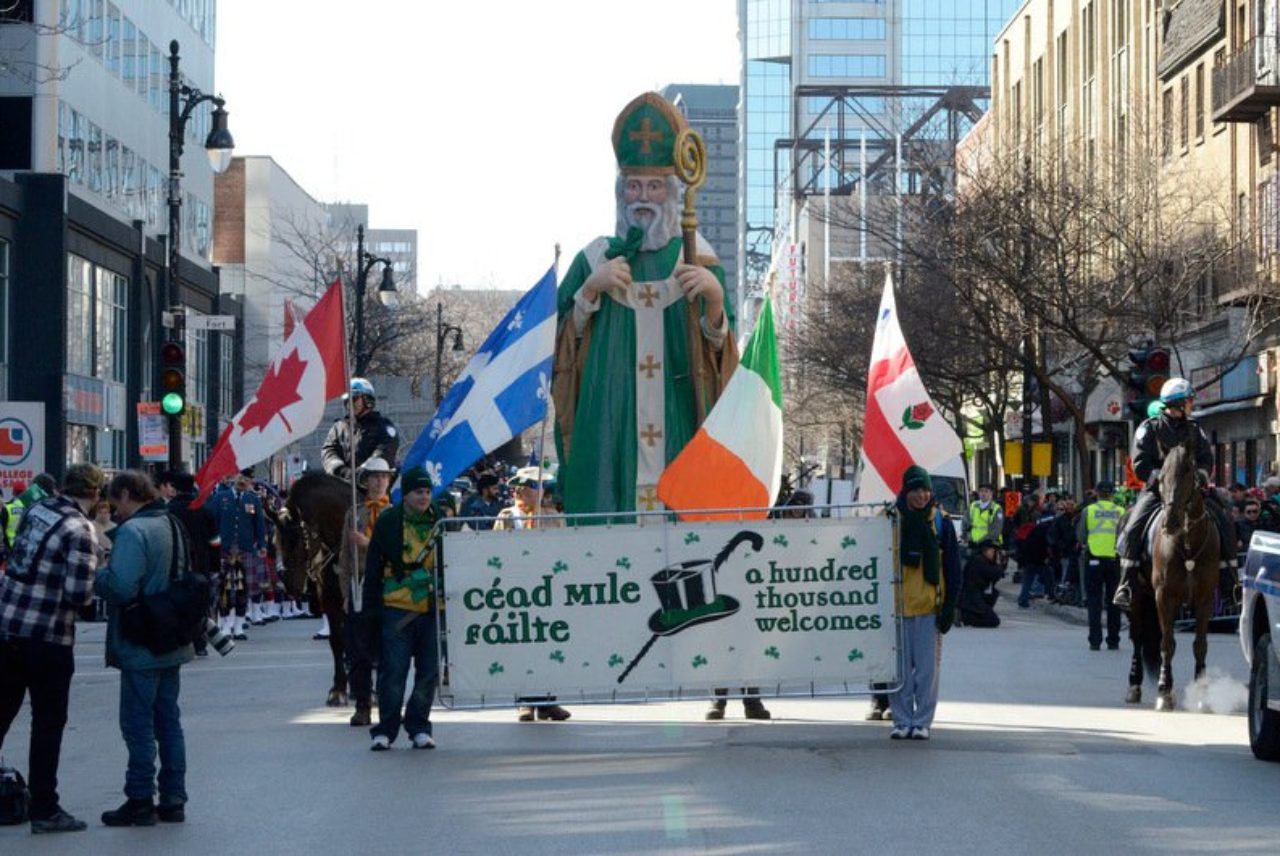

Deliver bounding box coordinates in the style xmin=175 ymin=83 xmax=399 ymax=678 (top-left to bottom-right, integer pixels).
xmin=166 ymin=39 xmax=234 ymax=472
xmin=435 ymin=300 xmax=464 ymax=406
xmin=353 ymin=224 xmax=398 ymax=376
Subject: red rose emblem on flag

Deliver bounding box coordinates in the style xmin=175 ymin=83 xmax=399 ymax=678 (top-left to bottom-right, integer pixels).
xmin=900 ymin=401 xmax=934 ymax=431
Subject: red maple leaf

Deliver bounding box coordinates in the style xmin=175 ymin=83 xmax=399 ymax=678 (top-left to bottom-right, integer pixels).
xmin=238 ymin=350 xmax=307 ymax=435
xmin=909 ymin=402 xmax=934 ymax=424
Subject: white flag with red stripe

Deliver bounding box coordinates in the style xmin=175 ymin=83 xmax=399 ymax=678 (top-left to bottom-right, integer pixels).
xmin=193 ymin=279 xmax=347 ymax=507
xmin=856 ymin=272 xmax=962 ymax=504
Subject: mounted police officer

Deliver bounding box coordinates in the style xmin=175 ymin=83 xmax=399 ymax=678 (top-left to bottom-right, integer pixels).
xmin=321 ymin=378 xmax=400 ymax=482
xmin=1113 ymin=378 xmax=1230 ymax=609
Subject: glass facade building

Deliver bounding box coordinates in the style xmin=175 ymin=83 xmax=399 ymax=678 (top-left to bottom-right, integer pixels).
xmin=738 ymin=0 xmax=1024 ymax=295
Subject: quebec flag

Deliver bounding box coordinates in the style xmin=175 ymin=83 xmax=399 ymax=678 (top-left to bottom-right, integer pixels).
xmin=401 ymin=266 xmax=557 ymax=497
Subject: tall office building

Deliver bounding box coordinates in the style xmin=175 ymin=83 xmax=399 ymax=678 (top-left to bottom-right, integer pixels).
xmin=738 ymin=1 xmax=1023 ymax=300
xmin=0 ymin=1 xmax=231 ymax=475
xmin=661 ymin=83 xmax=739 ymax=295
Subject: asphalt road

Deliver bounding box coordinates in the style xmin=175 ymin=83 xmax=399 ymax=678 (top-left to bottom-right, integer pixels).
xmin=3 ymin=584 xmax=1277 ymax=855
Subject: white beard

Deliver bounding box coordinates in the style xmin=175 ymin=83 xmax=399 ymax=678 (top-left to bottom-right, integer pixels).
xmin=616 ymin=175 xmax=683 ymax=252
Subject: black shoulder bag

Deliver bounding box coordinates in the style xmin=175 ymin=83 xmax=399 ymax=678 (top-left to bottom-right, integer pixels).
xmin=120 ymin=515 xmax=211 ymax=655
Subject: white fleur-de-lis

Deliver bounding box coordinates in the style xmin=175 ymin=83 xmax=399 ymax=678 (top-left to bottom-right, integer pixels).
xmin=507 ymin=311 xmax=524 ymax=332
xmin=427 ymin=417 xmax=446 ymax=440
xmin=536 ymin=371 xmax=551 ymax=402
xmin=426 ymin=461 xmax=444 ymax=486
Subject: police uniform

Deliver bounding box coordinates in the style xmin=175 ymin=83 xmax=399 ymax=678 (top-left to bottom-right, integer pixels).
xmin=1079 ymin=491 xmax=1122 ymax=649
xmin=321 ymin=409 xmax=400 ymax=481
xmin=965 ymin=498 xmax=1003 ymax=549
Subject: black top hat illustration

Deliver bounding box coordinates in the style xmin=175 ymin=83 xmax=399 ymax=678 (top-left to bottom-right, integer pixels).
xmin=648 ymin=562 xmax=740 ymax=636
xmin=618 ymin=530 xmax=764 ymax=684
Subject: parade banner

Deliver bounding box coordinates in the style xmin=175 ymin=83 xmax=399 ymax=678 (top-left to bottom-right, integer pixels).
xmin=439 ymin=514 xmax=899 ymax=707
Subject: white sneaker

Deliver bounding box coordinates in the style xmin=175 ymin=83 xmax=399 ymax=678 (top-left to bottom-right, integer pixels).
xmin=889 ymin=727 xmax=910 ymax=740
xmin=910 ymin=727 xmax=931 ymax=740
xmin=411 ymin=733 xmax=436 ymax=750
xmin=370 ymin=735 xmax=390 ymax=751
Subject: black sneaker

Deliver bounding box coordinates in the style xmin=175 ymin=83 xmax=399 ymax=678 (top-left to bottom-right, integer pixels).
xmin=705 ymin=702 xmax=726 ymax=721
xmin=743 ymin=700 xmax=772 ymax=720
xmin=157 ymin=803 xmax=185 ymax=823
xmin=102 ymin=798 xmax=157 ymax=827
xmin=30 ymin=809 xmax=88 ymax=834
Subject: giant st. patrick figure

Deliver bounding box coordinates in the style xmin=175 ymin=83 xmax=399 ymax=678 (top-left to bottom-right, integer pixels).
xmin=552 ymin=92 xmax=739 ymax=515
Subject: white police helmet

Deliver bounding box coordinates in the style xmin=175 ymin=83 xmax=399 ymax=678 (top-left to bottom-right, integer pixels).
xmin=1159 ymin=377 xmax=1193 ymax=406
xmin=345 ymin=377 xmax=375 ymax=401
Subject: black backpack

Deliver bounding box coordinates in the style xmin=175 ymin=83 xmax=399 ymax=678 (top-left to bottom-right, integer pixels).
xmin=120 ymin=514 xmax=212 ymax=655
xmin=0 ymin=762 xmax=29 ymax=825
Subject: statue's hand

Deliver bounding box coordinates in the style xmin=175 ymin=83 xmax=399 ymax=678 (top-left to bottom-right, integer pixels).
xmin=583 ymin=257 xmax=631 ymax=302
xmin=675 ymin=263 xmax=724 ymax=326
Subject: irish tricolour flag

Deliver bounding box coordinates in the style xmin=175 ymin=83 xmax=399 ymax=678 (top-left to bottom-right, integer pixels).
xmin=657 ymin=298 xmax=783 ymax=520
xmin=856 ymin=272 xmax=962 ymax=504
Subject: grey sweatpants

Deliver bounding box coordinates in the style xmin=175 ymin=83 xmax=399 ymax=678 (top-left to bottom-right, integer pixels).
xmin=889 ymin=614 xmax=942 ymax=730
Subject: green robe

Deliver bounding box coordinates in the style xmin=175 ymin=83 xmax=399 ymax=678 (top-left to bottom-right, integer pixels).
xmin=552 ymin=235 xmax=737 ymax=517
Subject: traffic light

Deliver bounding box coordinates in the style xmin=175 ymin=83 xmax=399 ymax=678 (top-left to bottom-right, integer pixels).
xmin=1125 ymin=344 xmax=1170 ymax=421
xmin=159 ymin=340 xmax=186 ymax=416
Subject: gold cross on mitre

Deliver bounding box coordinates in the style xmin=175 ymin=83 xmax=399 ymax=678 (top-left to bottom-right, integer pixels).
xmin=638 ymin=355 xmax=662 ymax=379
xmin=629 ymin=117 xmax=664 ymax=154
xmin=638 ymin=487 xmax=661 ymax=511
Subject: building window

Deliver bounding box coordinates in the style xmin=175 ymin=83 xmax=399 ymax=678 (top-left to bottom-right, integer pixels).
xmin=1161 ymin=87 xmax=1174 ymax=158
xmin=808 ymin=18 xmax=886 ymax=41
xmin=219 ymin=330 xmax=235 ymax=420
xmin=66 ymin=253 xmax=128 ymax=384
xmin=66 ymin=255 xmax=94 ymax=377
xmin=1195 ymin=63 xmax=1205 ymax=141
xmin=1180 ymin=76 xmax=1189 ymax=151
xmin=0 ymin=239 xmax=8 ymax=392
xmin=1213 ymin=48 xmax=1228 ymax=134
xmin=807 ymin=54 xmax=887 ymax=78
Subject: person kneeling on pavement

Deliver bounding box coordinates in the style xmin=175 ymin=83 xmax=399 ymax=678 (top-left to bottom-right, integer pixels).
xmin=959 ymin=538 xmax=1004 ymax=628
xmin=362 ymin=466 xmax=440 ymax=751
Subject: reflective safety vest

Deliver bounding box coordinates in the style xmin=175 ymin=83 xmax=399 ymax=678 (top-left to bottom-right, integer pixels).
xmin=4 ymin=498 xmax=23 ymax=545
xmin=1085 ymin=500 xmax=1122 ymax=558
xmin=968 ymin=501 xmax=999 ymax=543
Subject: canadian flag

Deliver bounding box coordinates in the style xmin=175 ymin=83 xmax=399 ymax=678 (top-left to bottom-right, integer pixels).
xmin=193 ymin=279 xmax=347 ymax=508
xmin=856 ymin=272 xmax=962 ymax=504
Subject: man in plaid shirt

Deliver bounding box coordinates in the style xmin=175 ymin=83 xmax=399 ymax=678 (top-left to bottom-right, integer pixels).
xmin=0 ymin=463 xmax=104 ymax=834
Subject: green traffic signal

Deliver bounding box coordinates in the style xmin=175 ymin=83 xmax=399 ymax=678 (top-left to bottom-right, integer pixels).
xmin=161 ymin=392 xmax=185 ymax=416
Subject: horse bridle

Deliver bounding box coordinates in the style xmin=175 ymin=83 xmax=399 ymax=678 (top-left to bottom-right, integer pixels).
xmin=280 ymin=507 xmax=335 ymax=585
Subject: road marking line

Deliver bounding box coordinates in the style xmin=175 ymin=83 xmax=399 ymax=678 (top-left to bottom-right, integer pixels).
xmin=661 ymin=794 xmax=688 ymax=840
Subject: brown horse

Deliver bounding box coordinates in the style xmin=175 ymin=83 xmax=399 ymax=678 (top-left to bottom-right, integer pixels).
xmin=1135 ymin=442 xmax=1220 ymax=712
xmin=268 ymin=472 xmax=352 ymax=707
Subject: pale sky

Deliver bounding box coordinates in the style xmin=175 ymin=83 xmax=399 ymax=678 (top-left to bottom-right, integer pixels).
xmin=215 ymin=0 xmax=741 ymax=293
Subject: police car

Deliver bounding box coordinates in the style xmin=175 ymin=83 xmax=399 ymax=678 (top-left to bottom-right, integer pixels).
xmin=1240 ymin=530 xmax=1280 ymax=761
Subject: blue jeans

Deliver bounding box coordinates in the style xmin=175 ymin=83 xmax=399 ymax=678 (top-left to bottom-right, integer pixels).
xmin=373 ymin=608 xmax=439 ymax=743
xmin=119 ymin=667 xmax=186 ymax=804
xmin=1017 ymin=563 xmax=1055 ymax=607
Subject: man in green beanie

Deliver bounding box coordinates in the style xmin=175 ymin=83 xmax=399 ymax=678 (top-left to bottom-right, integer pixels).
xmin=889 ymin=465 xmax=961 ymax=741
xmin=361 ymin=466 xmax=440 ymax=751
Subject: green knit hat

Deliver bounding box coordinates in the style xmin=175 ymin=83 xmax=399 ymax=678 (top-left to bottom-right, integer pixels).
xmin=902 ymin=465 xmax=933 ymax=493
xmin=612 ymin=92 xmax=687 ymax=176
xmin=401 ymin=466 xmax=433 ymax=495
